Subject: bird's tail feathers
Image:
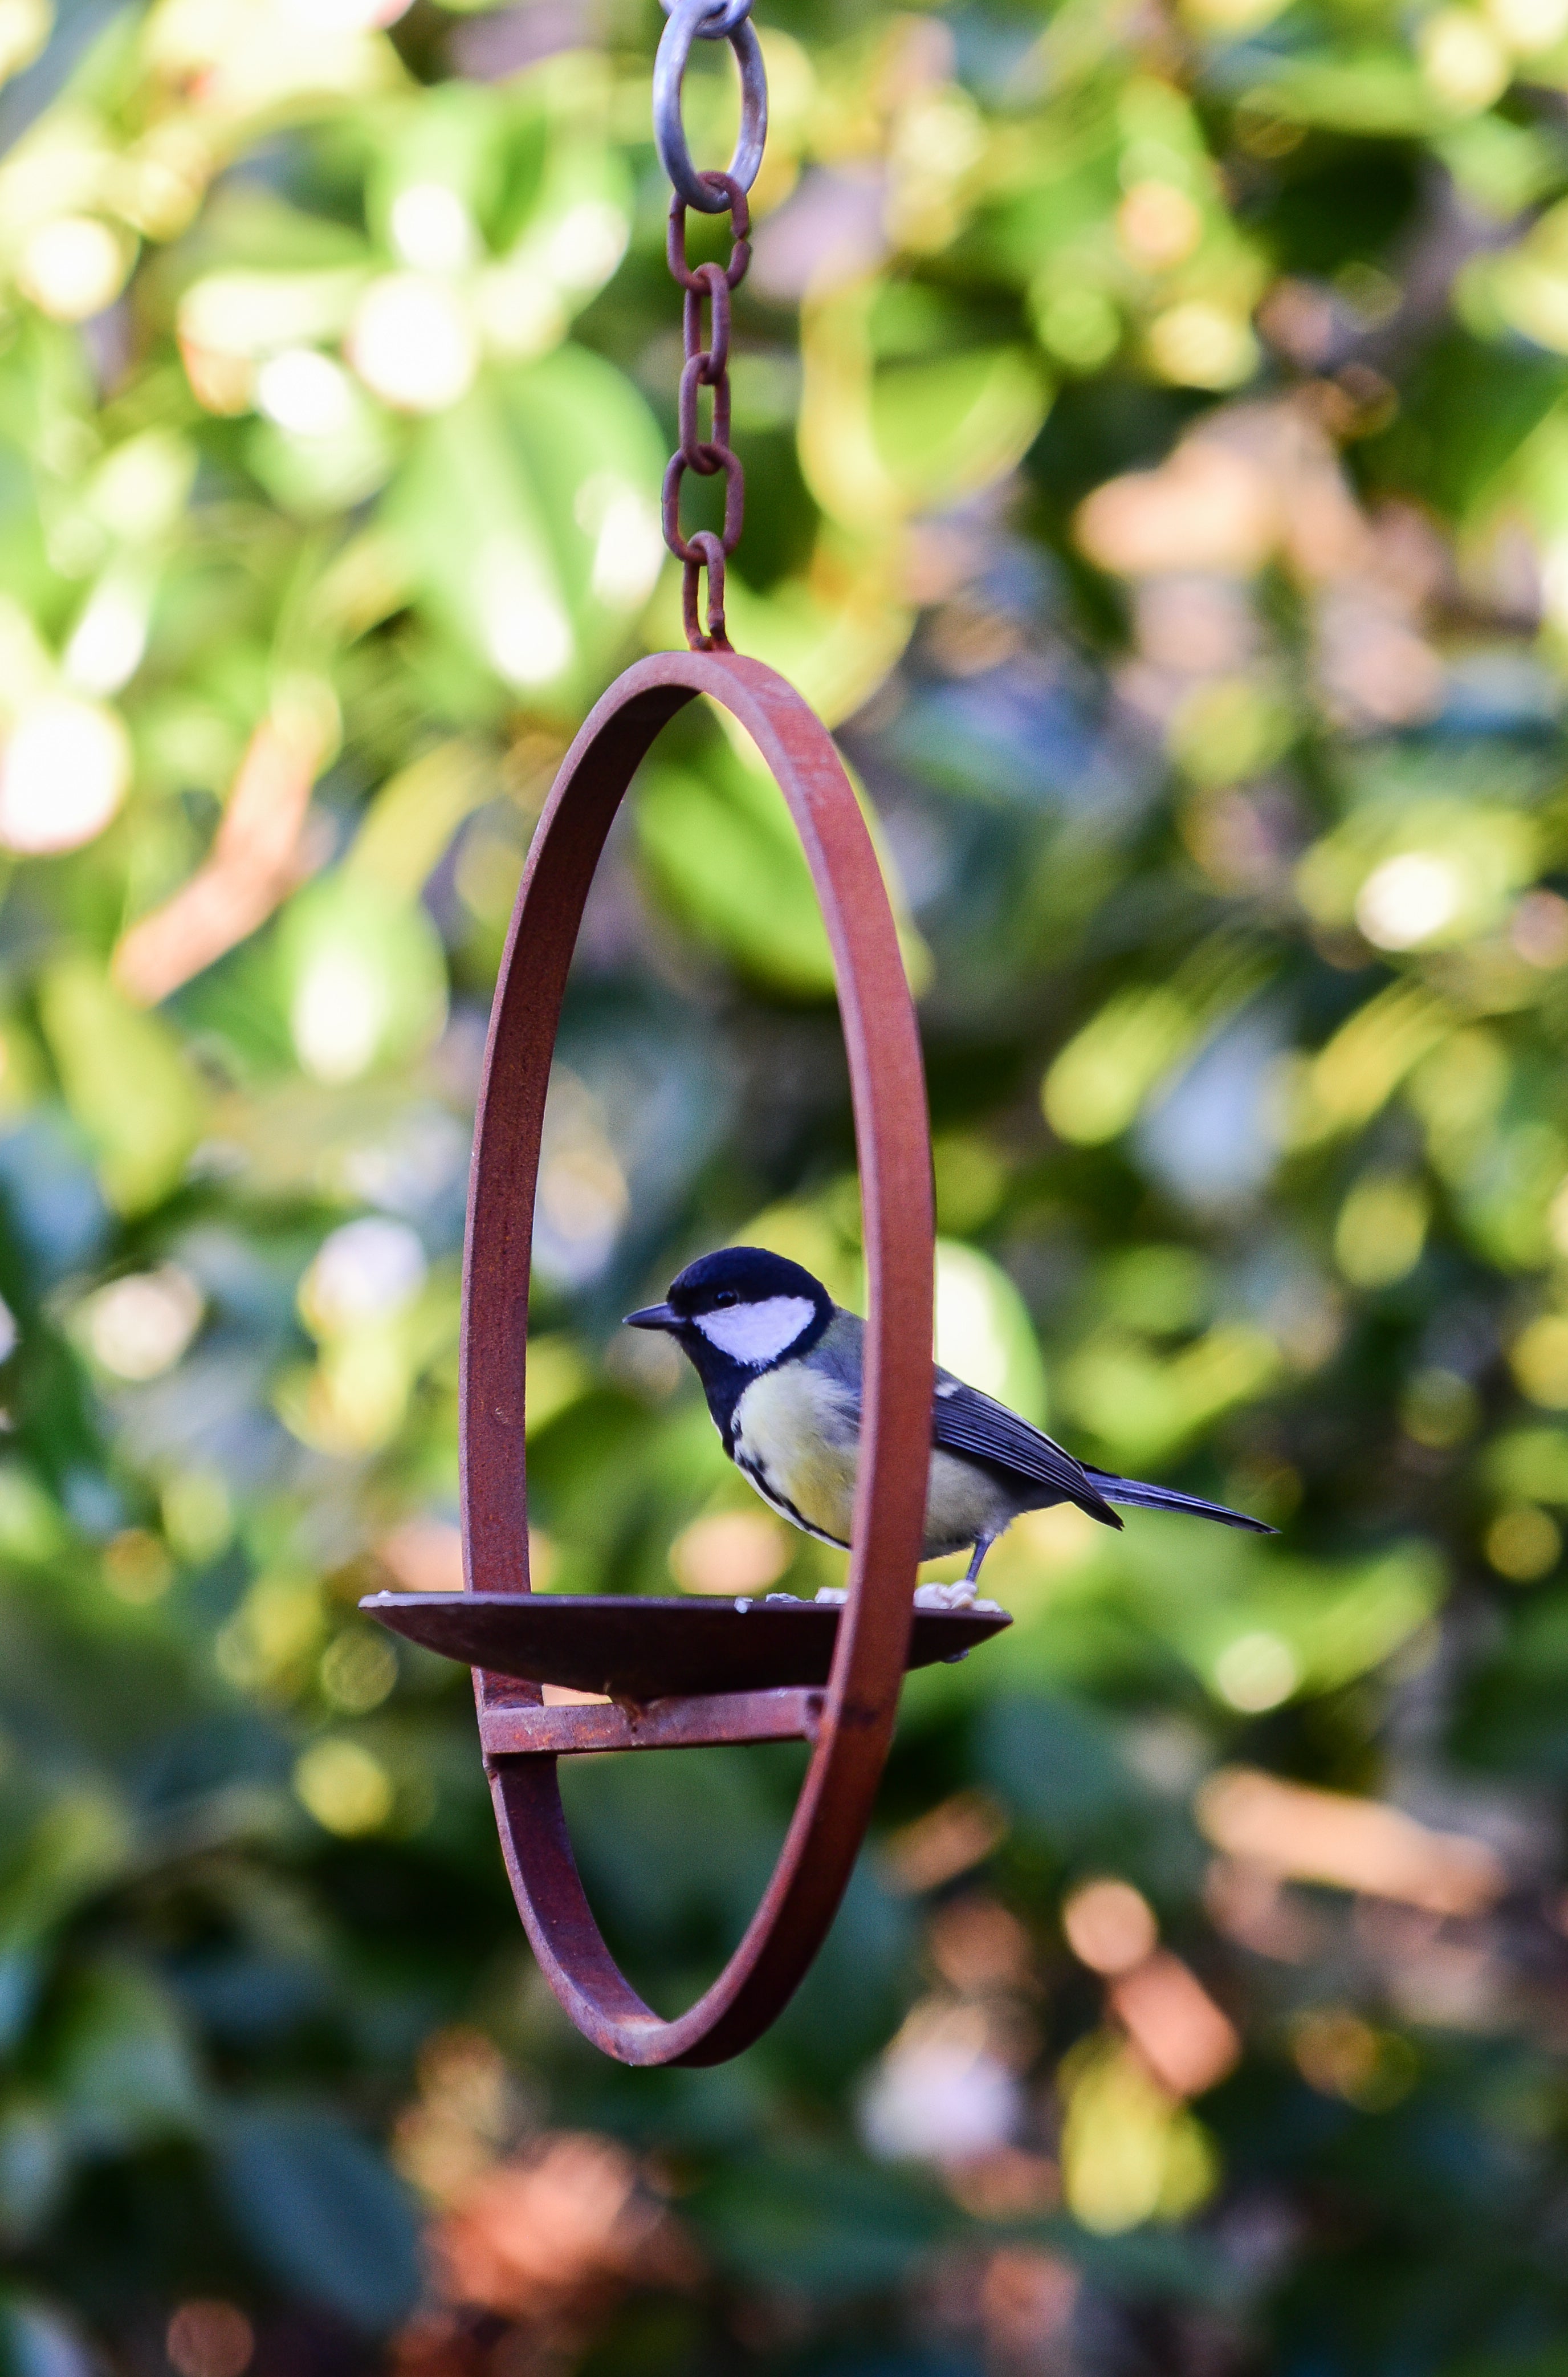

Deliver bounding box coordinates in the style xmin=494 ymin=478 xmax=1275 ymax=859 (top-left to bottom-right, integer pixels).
xmin=1082 ymin=1467 xmax=1276 ymax=1535
xmin=1071 ymin=1479 xmax=1123 ymax=1530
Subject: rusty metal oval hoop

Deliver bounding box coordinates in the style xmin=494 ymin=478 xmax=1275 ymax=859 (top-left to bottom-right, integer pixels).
xmin=461 ymin=649 xmax=934 ymax=2067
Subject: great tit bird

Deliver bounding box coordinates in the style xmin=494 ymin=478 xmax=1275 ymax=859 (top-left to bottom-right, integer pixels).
xmin=626 ymin=1247 xmax=1274 ymax=1604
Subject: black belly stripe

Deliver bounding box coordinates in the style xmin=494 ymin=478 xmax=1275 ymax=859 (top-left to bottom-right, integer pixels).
xmin=734 ymin=1451 xmax=850 ymax=1551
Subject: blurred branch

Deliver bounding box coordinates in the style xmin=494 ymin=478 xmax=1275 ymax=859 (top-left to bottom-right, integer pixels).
xmin=112 ymin=701 xmax=332 ymax=1005
xmin=1196 ymin=1767 xmax=1506 ymax=1917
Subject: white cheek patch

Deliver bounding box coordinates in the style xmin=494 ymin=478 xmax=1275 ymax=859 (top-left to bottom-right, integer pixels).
xmin=694 ymin=1295 xmax=816 ymax=1366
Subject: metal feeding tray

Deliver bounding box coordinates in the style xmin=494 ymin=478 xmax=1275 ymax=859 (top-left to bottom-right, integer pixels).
xmin=363 ymin=1590 xmax=1012 ymax=1703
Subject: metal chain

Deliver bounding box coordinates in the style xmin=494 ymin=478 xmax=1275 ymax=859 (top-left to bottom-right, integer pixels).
xmin=662 ymin=172 xmax=750 ymax=653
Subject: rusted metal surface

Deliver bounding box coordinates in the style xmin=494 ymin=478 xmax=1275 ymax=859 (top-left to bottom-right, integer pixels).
xmin=365 ymin=1590 xmax=1010 ymax=1698
xmin=477 ymin=1686 xmax=824 ymax=1760
xmin=662 ymin=177 xmax=750 ymax=651
xmin=461 ymin=647 xmax=935 ymax=2067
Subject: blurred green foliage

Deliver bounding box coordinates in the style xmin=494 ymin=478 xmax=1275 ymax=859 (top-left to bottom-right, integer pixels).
xmin=4 ymin=0 xmax=1568 ymax=2363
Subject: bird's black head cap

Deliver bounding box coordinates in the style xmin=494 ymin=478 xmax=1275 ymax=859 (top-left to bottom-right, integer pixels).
xmin=665 ymin=1246 xmax=830 ymax=1326
xmin=624 ymin=1246 xmax=834 ymax=1434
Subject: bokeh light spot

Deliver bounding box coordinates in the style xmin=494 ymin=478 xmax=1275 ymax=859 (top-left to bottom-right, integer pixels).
xmin=1401 ymin=1367 xmax=1480 ymax=1447
xmin=1146 ymin=302 xmax=1257 ymax=390
xmin=1420 ymin=8 xmax=1510 ymax=107
xmin=0 ymin=697 xmax=131 ymax=855
xmin=1334 ymin=1173 xmax=1429 ymax=1288
xmin=1062 ymin=1878 xmax=1158 ymax=1974
xmin=102 ymin=1527 xmax=174 ymax=1604
xmin=320 ymin=1626 xmax=398 ymax=1711
xmin=669 ymin=1509 xmax=791 ymax=1595
xmin=85 ymin=1265 xmax=204 ymax=1381
xmin=255 ymin=347 xmax=356 ymax=437
xmin=1512 ymin=1314 xmax=1568 ymax=1408
xmin=17 ymin=215 xmax=130 ymax=320
xmin=1488 ymin=0 xmax=1568 ymax=52
xmin=1485 ymin=1504 xmax=1561 ymax=1581
xmin=1213 ymin=1629 xmax=1299 ymax=1711
xmin=349 ymin=274 xmax=478 ymax=413
xmin=299 ymin=1217 xmax=427 ymax=1337
xmin=389 ymin=184 xmax=476 ymax=275
xmin=1117 ymin=181 xmax=1203 ymax=271
xmin=1355 ymin=852 xmax=1462 ymax=950
xmin=1292 ymin=2008 xmax=1417 ymax=2109
xmin=294 ymin=1737 xmax=394 ymax=1834
xmin=1033 ymin=284 xmax=1120 ymax=369
xmin=161 ymin=1469 xmax=234 ymax=1563
xmin=1060 ymin=2033 xmax=1220 ymax=2231
xmin=860 ymin=2001 xmax=1023 ymax=2164
xmin=165 ymin=2299 xmax=254 ymax=2377
xmin=64 ymin=577 xmax=150 ymax=697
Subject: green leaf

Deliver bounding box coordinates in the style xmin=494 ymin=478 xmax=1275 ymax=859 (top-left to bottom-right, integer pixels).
xmin=245 ymin=404 xmax=396 ymax=520
xmin=274 ymin=873 xmax=448 ymax=1084
xmin=35 ymin=961 xmax=204 ymax=1216
xmin=635 ymin=719 xmax=927 ymax=1000
xmin=385 ymin=346 xmax=662 ymax=713
xmin=871 ymin=347 xmax=1050 ymax=511
xmin=1114 ymin=1531 xmax=1445 ymax=1699
xmin=980 ymin=1691 xmax=1151 ymax=1844
xmin=217 ymin=2108 xmax=420 ymax=2331
xmin=802 ymin=288 xmax=1050 ymax=529
xmin=50 ymin=1962 xmax=202 ymax=2151
xmin=635 ymin=754 xmax=838 ymax=998
xmin=1237 ymin=51 xmax=1440 ymax=134
xmin=935 ymin=1238 xmax=1049 ymax=1424
xmin=0 ymin=1794 xmax=132 ymax=1956
xmin=694 ymin=2148 xmax=949 ymax=2295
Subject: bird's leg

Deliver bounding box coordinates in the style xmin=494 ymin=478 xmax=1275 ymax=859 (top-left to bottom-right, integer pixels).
xmin=940 ymin=1534 xmax=993 ymax=1611
xmin=912 ymin=1537 xmax=996 ymax=1613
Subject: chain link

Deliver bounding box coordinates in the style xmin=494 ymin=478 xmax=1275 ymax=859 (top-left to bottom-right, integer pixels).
xmin=653 ymin=0 xmax=766 ymax=214
xmin=662 ymin=172 xmax=750 ymax=652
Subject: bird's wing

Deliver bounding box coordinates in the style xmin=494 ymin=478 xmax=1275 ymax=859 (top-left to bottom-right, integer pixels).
xmin=931 ymin=1371 xmax=1121 ymax=1527
xmin=820 ymin=1310 xmax=1119 ymax=1527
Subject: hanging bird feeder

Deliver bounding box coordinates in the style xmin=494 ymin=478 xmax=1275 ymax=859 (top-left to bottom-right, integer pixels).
xmin=363 ymin=0 xmax=1009 ymax=2067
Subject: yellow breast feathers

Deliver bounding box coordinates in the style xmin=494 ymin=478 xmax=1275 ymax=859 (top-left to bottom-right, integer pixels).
xmin=731 ymin=1363 xmax=860 ymax=1546
xmin=731 ymin=1363 xmax=1019 ymax=1557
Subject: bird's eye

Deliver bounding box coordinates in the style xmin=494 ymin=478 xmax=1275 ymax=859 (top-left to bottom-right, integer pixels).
xmin=712 ymin=1289 xmax=740 ymax=1308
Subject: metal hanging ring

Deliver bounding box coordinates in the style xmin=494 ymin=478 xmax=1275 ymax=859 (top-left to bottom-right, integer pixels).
xmin=659 ymin=0 xmax=752 ymax=34
xmin=653 ymin=0 xmax=768 ymax=214
xmin=461 ymin=650 xmax=934 ymax=2066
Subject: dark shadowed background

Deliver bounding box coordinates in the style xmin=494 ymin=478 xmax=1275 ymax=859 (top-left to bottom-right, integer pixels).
xmin=1 ymin=0 xmax=1566 ymax=2364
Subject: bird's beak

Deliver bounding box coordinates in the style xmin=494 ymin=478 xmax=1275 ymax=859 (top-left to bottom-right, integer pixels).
xmin=624 ymin=1301 xmax=679 ymax=1332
